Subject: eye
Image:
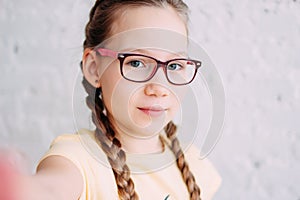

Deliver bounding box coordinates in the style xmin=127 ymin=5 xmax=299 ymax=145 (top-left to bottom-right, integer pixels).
xmin=167 ymin=63 xmax=183 ymax=71
xmin=128 ymin=60 xmax=145 ymax=68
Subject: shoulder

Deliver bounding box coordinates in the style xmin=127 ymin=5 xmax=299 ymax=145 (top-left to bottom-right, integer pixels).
xmin=39 ymin=129 xmax=119 ymax=199
xmin=37 ymin=129 xmax=116 ymax=199
xmin=49 ymin=131 xmax=82 ymax=147
xmin=185 ymin=145 xmax=222 ymax=200
xmin=38 ymin=129 xmax=104 ymax=175
xmin=36 ymin=132 xmax=88 ymax=199
xmin=45 ymin=129 xmax=100 ymax=155
xmin=45 ymin=133 xmax=87 ymax=161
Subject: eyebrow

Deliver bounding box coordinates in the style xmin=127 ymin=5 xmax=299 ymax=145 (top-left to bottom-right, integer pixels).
xmin=123 ymin=48 xmax=188 ymax=58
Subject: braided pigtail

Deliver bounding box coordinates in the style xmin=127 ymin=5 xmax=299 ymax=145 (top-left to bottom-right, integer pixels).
xmin=81 ymin=77 xmax=139 ymax=200
xmin=165 ymin=121 xmax=201 ymax=200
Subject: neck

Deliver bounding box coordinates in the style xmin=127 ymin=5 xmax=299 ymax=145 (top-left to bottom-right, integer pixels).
xmin=115 ymin=131 xmax=164 ymax=154
xmin=107 ymin=113 xmax=165 ymax=154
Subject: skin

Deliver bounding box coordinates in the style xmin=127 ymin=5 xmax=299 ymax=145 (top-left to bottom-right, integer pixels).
xmin=5 ymin=5 xmax=188 ymax=200
xmin=84 ymin=6 xmax=188 ymax=154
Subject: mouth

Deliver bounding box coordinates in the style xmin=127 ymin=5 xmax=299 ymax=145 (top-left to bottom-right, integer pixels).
xmin=137 ymin=106 xmax=167 ymax=117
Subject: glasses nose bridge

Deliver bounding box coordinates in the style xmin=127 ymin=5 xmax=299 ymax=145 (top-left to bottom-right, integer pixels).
xmin=155 ymin=59 xmax=169 ymax=72
xmin=148 ymin=58 xmax=168 ymax=83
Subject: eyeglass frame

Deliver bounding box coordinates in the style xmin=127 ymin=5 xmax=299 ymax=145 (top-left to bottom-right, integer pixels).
xmin=94 ymin=47 xmax=202 ymax=86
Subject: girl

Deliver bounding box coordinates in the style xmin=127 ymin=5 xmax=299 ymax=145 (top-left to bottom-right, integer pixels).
xmin=0 ymin=0 xmax=221 ymax=200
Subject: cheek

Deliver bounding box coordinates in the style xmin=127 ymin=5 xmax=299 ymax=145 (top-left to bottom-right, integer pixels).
xmin=100 ymin=67 xmax=187 ymax=135
xmin=105 ymin=82 xmax=168 ymax=135
xmin=172 ymin=85 xmax=188 ymax=102
xmin=171 ymin=97 xmax=180 ymax=112
xmin=99 ymin=63 xmax=123 ymax=112
xmin=167 ymin=93 xmax=182 ymax=122
xmin=102 ymin=74 xmax=137 ymax=122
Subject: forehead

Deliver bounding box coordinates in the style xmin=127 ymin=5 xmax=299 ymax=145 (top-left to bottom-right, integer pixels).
xmin=113 ymin=6 xmax=187 ymax=35
xmin=102 ymin=6 xmax=188 ymax=54
xmin=112 ymin=6 xmax=187 ymax=35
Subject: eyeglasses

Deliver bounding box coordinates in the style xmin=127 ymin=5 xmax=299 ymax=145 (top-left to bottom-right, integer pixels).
xmin=94 ymin=48 xmax=201 ymax=85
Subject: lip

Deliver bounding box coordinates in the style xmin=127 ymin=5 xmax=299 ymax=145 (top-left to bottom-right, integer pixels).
xmin=138 ymin=106 xmax=167 ymax=117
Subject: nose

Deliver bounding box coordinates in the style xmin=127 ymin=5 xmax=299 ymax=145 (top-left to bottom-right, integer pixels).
xmin=144 ymin=67 xmax=170 ymax=97
xmin=144 ymin=83 xmax=170 ymax=97
xmin=150 ymin=65 xmax=169 ymax=84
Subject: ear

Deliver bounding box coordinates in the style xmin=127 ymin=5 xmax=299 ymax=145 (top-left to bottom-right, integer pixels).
xmin=82 ymin=50 xmax=101 ymax=88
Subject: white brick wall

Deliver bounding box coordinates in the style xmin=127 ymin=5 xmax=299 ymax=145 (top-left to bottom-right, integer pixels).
xmin=1 ymin=0 xmax=300 ymax=199
xmin=186 ymin=0 xmax=300 ymax=199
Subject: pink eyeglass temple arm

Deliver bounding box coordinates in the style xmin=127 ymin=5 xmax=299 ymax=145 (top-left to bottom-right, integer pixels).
xmin=95 ymin=48 xmax=118 ymax=58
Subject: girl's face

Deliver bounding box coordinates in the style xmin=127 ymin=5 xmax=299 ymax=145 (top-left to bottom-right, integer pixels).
xmin=98 ymin=6 xmax=188 ymax=138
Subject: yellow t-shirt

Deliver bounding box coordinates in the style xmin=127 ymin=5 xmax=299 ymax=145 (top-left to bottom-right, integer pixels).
xmin=39 ymin=129 xmax=221 ymax=200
